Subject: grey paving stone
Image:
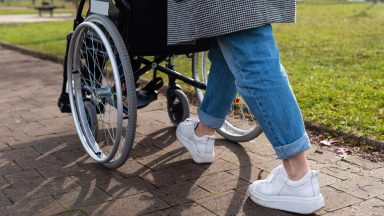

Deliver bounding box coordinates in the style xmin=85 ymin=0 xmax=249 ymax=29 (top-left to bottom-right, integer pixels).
xmin=331 ymin=176 xmax=384 ymax=200
xmin=140 ymin=162 xmax=206 ymax=187
xmin=369 ymin=167 xmax=384 ymax=180
xmin=151 ymin=181 xmax=212 ymax=206
xmin=227 ymin=165 xmax=270 ymax=184
xmin=0 ymin=142 xmax=10 ymax=152
xmin=353 ymin=198 xmax=384 ymax=216
xmin=320 ymin=161 xmax=367 ymax=180
xmin=0 ymin=159 xmax=22 ymax=175
xmin=4 ymin=176 xmax=79 ymax=203
xmin=36 ymin=160 xmax=86 ymax=179
xmin=0 ymin=196 xmax=65 ymax=216
xmin=197 ymin=158 xmax=239 ymax=175
xmin=321 ymin=186 xmax=362 ymax=212
xmin=195 ymin=190 xmax=251 ymax=215
xmin=322 ymin=207 xmax=370 ymax=216
xmin=53 ymin=187 xmax=113 ymax=209
xmin=0 ymin=190 xmax=12 ymax=208
xmin=144 ymin=203 xmax=216 ymax=216
xmin=71 ymin=170 xmax=155 ymax=198
xmin=193 ymin=172 xmax=249 ymax=194
xmin=0 ymin=176 xmax=10 ymax=190
xmin=84 ymin=192 xmax=169 ymax=215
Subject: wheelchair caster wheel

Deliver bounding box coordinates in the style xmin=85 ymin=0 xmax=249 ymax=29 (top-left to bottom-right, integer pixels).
xmin=166 ymin=89 xmax=190 ymax=126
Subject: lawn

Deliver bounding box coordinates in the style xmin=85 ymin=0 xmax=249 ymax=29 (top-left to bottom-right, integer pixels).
xmin=0 ymin=2 xmax=383 ymax=141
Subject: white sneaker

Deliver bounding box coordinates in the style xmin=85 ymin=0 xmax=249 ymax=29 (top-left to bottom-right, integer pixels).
xmin=249 ymin=165 xmax=325 ymax=214
xmin=176 ymin=118 xmax=215 ymax=163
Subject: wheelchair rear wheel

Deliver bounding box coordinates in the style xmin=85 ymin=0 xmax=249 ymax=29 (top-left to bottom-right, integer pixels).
xmin=192 ymin=52 xmax=263 ymax=142
xmin=67 ymin=14 xmax=137 ymax=169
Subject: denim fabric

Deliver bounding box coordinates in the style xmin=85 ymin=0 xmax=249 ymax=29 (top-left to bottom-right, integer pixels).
xmin=198 ymin=24 xmax=311 ymax=159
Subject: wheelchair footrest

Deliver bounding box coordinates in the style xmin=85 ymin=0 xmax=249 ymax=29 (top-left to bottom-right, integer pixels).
xmin=136 ymin=77 xmax=163 ymax=109
xmin=136 ymin=90 xmax=158 ymax=109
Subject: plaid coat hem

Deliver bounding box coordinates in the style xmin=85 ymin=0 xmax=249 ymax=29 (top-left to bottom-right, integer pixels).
xmin=167 ymin=0 xmax=296 ymax=44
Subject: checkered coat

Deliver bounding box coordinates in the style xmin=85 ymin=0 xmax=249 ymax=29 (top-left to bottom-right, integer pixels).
xmin=167 ymin=0 xmax=296 ymax=44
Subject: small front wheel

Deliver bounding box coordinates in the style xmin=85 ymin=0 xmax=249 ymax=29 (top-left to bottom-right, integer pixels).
xmin=167 ymin=89 xmax=190 ymax=126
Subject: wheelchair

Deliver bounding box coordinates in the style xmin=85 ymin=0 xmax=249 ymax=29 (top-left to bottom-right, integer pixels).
xmin=57 ymin=0 xmax=263 ymax=169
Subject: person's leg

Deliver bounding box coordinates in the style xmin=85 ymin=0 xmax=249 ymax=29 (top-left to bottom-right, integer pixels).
xmin=196 ymin=41 xmax=238 ymax=131
xmin=175 ymin=41 xmax=237 ymax=163
xmin=216 ymin=25 xmax=310 ymax=178
xmin=214 ymin=25 xmax=323 ymax=213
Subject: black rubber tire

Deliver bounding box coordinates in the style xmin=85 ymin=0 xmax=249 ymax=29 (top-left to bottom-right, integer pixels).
xmin=167 ymin=89 xmax=190 ymax=126
xmin=84 ymin=14 xmax=137 ymax=169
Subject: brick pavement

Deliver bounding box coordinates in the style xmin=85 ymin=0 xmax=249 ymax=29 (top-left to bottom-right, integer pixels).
xmin=0 ymin=46 xmax=383 ymax=215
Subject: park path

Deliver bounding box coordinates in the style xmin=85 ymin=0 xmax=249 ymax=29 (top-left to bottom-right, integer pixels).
xmin=0 ymin=13 xmax=73 ymax=24
xmin=0 ymin=46 xmax=383 ymax=215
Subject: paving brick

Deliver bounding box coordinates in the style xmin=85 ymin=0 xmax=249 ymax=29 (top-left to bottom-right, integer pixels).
xmin=318 ymin=172 xmax=340 ymax=188
xmin=254 ymin=158 xmax=283 ymax=173
xmin=0 ymin=196 xmax=65 ymax=216
xmin=322 ymin=207 xmax=370 ymax=216
xmin=4 ymin=176 xmax=79 ymax=203
xmin=309 ymin=149 xmax=343 ymax=164
xmin=131 ymin=145 xmax=169 ymax=159
xmin=115 ymin=160 xmax=149 ymax=178
xmin=21 ymin=106 xmax=68 ymax=122
xmin=137 ymin=150 xmax=193 ymax=171
xmin=36 ymin=160 xmax=86 ymax=178
xmin=53 ymin=187 xmax=113 ymax=209
xmin=84 ymin=192 xmax=169 ymax=215
xmin=32 ymin=139 xmax=70 ymax=154
xmin=320 ymin=161 xmax=366 ymax=181
xmin=227 ymin=165 xmax=270 ymax=184
xmin=0 ymin=190 xmax=11 ymax=208
xmin=0 ymin=116 xmax=27 ymax=132
xmin=4 ymin=170 xmax=43 ymax=186
xmin=144 ymin=203 xmax=216 ymax=216
xmin=71 ymin=170 xmax=155 ymax=198
xmin=55 ymin=209 xmax=88 ymax=216
xmin=321 ymin=186 xmax=362 ymax=212
xmin=0 ymin=159 xmax=21 ymax=175
xmin=15 ymin=154 xmax=59 ymax=170
xmin=0 ymin=142 xmax=10 ymax=152
xmin=197 ymin=158 xmax=239 ymax=175
xmin=331 ymin=176 xmax=384 ymax=200
xmin=353 ymin=198 xmax=384 ymax=216
xmin=140 ymin=162 xmax=206 ymax=187
xmin=368 ymin=167 xmax=384 ymax=181
xmin=0 ymin=176 xmax=10 ymax=190
xmin=53 ymin=149 xmax=87 ymax=163
xmin=196 ymin=190 xmax=293 ymax=215
xmin=193 ymin=172 xmax=249 ymax=194
xmin=151 ymin=181 xmax=211 ymax=206
xmin=24 ymin=117 xmax=73 ymax=136
xmin=216 ymin=147 xmax=273 ymax=167
xmin=346 ymin=156 xmax=384 ymax=170
xmin=0 ymin=127 xmax=12 ymax=137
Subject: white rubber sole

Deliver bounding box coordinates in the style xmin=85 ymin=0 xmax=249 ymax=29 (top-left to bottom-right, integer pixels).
xmin=249 ymin=188 xmax=325 ymax=214
xmin=176 ymin=128 xmax=214 ymax=164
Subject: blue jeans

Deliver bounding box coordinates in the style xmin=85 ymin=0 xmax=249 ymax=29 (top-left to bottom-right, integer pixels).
xmin=198 ymin=24 xmax=311 ymax=160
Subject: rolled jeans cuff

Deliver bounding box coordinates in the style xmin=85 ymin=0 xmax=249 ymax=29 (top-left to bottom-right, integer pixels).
xmin=198 ymin=108 xmax=225 ymax=129
xmin=274 ymin=133 xmax=311 ymax=160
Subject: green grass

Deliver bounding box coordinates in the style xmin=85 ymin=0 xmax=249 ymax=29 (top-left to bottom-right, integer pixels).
xmin=0 ymin=21 xmax=71 ymax=56
xmin=0 ymin=2 xmax=383 ymax=141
